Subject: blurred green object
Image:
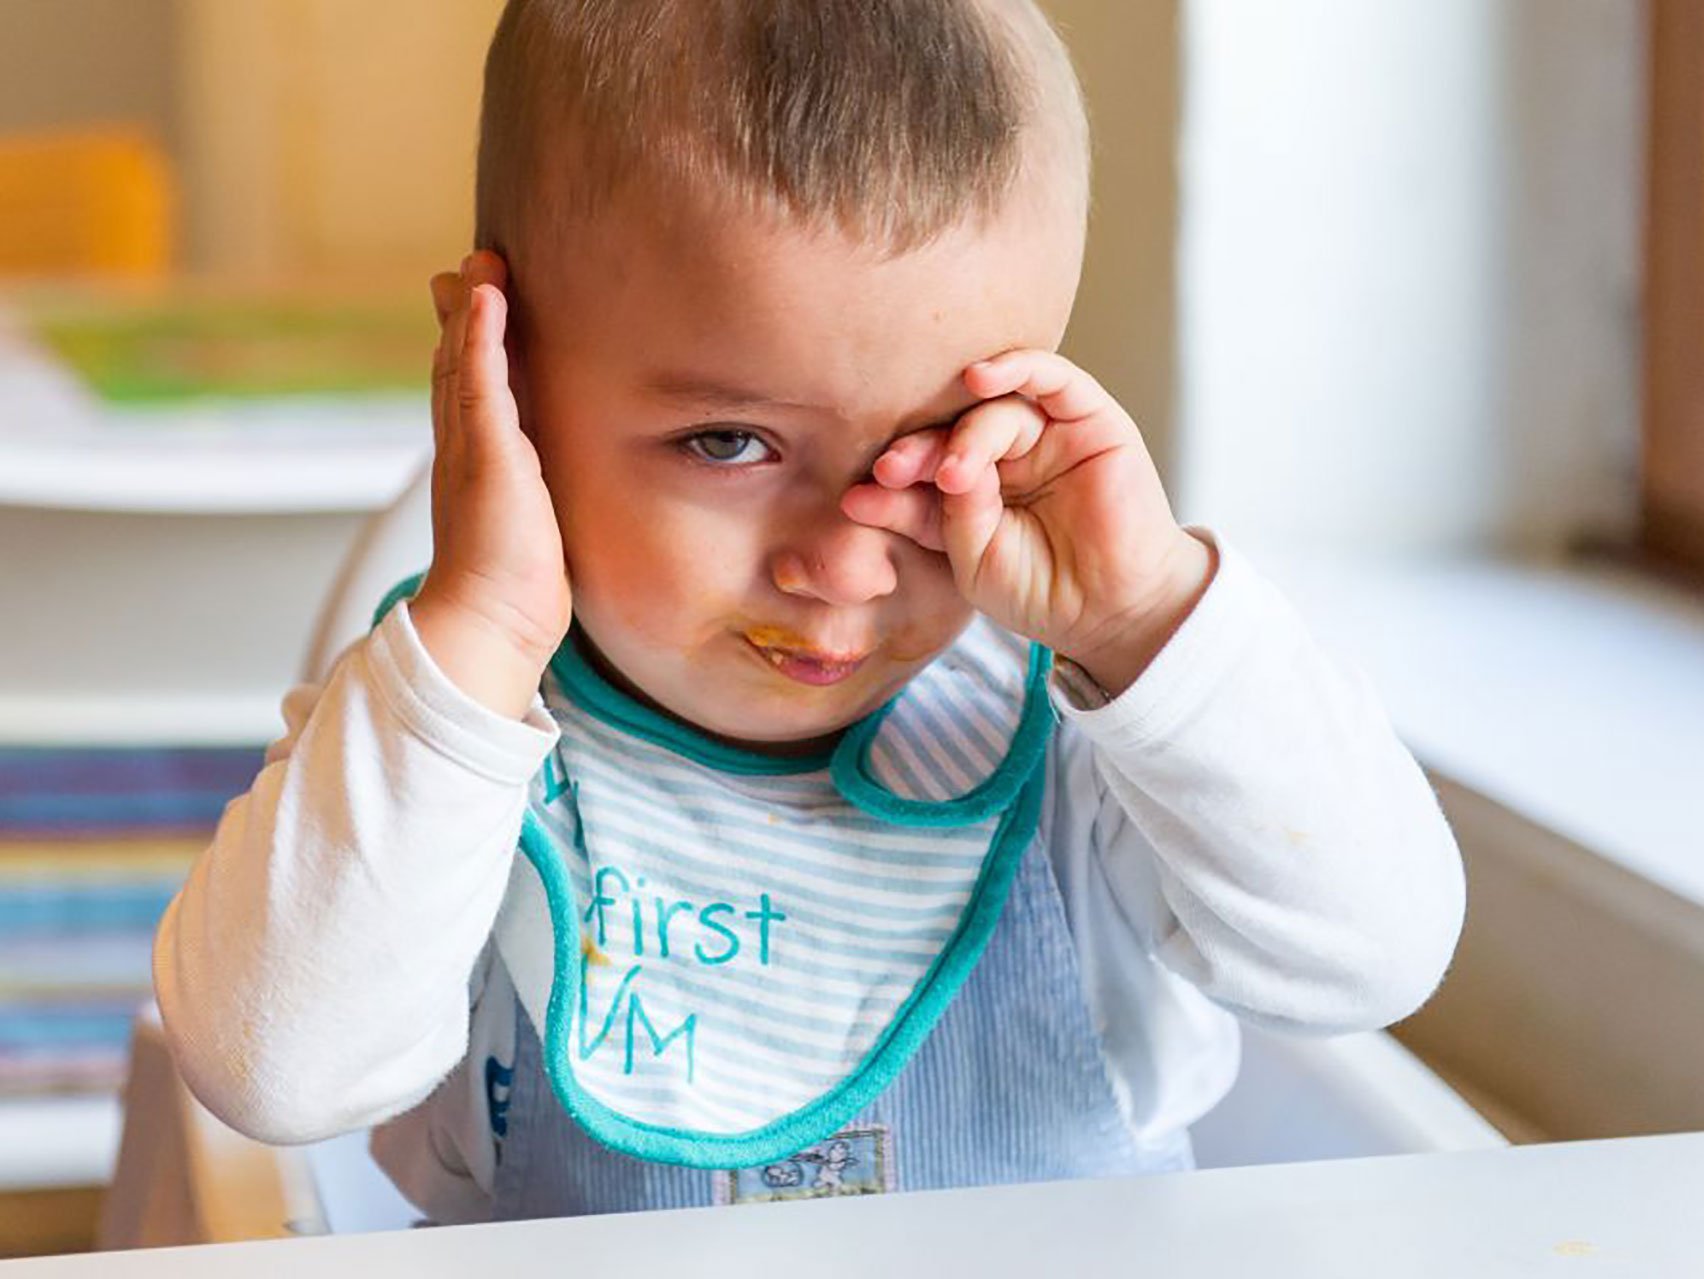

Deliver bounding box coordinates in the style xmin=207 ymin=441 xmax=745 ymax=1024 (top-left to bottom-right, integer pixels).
xmin=25 ymin=294 xmax=436 ymax=404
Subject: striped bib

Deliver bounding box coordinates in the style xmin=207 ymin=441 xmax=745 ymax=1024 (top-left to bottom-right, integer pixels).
xmin=492 ymin=619 xmax=1055 ymax=1169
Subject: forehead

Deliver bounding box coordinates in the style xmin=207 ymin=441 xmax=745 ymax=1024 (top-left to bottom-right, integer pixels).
xmin=521 ymin=187 xmax=1084 ymax=424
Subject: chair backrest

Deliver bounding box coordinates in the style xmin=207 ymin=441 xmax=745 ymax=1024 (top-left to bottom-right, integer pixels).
xmin=301 ymin=466 xmax=433 ymax=682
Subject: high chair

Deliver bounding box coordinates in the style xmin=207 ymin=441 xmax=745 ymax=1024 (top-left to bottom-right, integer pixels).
xmin=99 ymin=467 xmax=1504 ymax=1248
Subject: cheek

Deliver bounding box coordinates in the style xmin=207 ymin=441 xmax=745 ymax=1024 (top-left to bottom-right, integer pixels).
xmin=887 ymin=560 xmax=975 ymax=663
xmin=558 ymin=486 xmax=763 ymax=638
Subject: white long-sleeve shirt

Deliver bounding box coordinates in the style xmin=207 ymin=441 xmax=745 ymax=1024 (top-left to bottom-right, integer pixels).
xmin=154 ymin=536 xmax=1465 ymax=1223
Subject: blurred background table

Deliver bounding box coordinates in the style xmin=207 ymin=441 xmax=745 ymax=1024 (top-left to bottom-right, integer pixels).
xmin=0 ymin=294 xmax=431 ymax=745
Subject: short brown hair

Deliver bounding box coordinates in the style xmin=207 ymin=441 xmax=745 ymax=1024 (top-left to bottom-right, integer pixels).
xmin=475 ymin=0 xmax=1088 ymax=262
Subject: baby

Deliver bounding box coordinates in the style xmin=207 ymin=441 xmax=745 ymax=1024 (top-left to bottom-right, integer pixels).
xmin=154 ymin=0 xmax=1466 ymax=1223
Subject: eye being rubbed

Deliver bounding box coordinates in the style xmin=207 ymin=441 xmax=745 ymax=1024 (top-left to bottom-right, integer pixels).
xmin=680 ymin=429 xmax=775 ymax=468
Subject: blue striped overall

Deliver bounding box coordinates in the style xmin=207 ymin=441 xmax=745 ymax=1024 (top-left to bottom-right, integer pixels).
xmin=491 ymin=829 xmax=1193 ymax=1218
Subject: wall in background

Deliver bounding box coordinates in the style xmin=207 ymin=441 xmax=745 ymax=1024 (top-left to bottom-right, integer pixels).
xmin=0 ymin=3 xmax=499 ymax=740
xmin=173 ymin=0 xmax=503 ymax=283
xmin=0 ymin=0 xmax=502 ymax=285
xmin=1177 ymin=0 xmax=1644 ymax=557
xmin=1044 ymin=0 xmax=1182 ymax=481
xmin=0 ymin=0 xmax=177 ymax=145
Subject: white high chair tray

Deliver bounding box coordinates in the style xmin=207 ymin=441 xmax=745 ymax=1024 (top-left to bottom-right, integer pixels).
xmin=21 ymin=1132 xmax=1704 ymax=1276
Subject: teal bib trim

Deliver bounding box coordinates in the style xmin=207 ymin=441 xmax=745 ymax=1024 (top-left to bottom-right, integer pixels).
xmin=831 ymin=644 xmax=1055 ymax=829
xmin=547 ymin=633 xmax=833 ymax=776
xmin=516 ymin=758 xmax=1046 ymax=1170
xmin=551 ymin=626 xmax=1057 ymax=825
xmin=374 ymin=577 xmax=1055 ymax=826
xmin=371 ymin=571 xmax=427 ymax=630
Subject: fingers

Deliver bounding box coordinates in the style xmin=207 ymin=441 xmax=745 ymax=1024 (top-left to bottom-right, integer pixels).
xmin=841 ymin=482 xmax=946 ymax=552
xmin=429 ymin=279 xmax=459 ymax=452
xmin=458 ymin=283 xmax=512 ymax=420
xmin=431 ymin=252 xmax=520 ymax=467
xmin=851 ymin=397 xmax=1043 ymax=565
xmin=872 ymin=428 xmax=949 ymax=490
xmin=431 ymin=251 xmax=509 ymax=343
xmin=846 ymin=352 xmax=1130 ymax=599
xmin=867 ymin=396 xmax=1045 ymax=497
xmin=935 ymin=396 xmax=1046 ymax=495
xmin=842 ymin=459 xmax=1004 ymax=593
xmin=444 ymin=253 xmax=504 ymax=365
xmin=964 ymin=349 xmax=1115 ymax=424
xmin=429 ymin=272 xmax=458 ymax=327
xmin=938 ymin=464 xmax=1005 ymax=579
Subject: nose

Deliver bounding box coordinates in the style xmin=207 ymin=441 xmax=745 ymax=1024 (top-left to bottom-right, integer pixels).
xmin=770 ymin=519 xmax=899 ymax=607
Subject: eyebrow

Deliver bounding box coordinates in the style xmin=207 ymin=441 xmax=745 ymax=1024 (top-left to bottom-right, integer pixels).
xmin=643 ymin=372 xmax=826 ymax=414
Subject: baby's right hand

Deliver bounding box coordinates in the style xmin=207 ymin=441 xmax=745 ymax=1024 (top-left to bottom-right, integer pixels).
xmin=411 ymin=250 xmax=572 ymax=719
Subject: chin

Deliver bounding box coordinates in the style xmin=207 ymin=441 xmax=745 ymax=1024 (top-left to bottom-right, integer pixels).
xmin=693 ymin=698 xmax=864 ymax=745
xmin=683 ymin=678 xmax=894 ymax=749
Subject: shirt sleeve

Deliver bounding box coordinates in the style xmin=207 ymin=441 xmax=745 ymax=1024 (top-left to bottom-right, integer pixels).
xmin=369 ymin=946 xmax=516 ymax=1224
xmin=152 ymin=601 xmax=558 ymax=1145
xmin=1041 ymin=531 xmax=1466 ymax=1048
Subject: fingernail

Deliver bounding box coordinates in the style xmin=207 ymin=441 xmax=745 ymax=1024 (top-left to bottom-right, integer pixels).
xmin=459 ymin=254 xmax=473 ymax=281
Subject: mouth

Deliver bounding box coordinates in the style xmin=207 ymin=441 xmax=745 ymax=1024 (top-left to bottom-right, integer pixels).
xmin=742 ymin=632 xmax=873 ymax=687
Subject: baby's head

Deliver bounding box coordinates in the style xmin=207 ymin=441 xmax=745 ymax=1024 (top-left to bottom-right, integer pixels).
xmin=476 ymin=0 xmax=1090 ymax=753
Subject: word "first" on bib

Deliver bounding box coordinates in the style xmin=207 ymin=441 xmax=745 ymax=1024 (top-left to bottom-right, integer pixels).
xmin=583 ymin=866 xmax=787 ymax=968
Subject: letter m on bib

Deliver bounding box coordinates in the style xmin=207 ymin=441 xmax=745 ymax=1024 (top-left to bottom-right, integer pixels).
xmin=579 ymin=960 xmax=698 ymax=1085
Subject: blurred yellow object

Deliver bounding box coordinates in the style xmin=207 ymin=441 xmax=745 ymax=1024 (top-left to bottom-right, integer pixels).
xmin=0 ymin=127 xmax=175 ymax=280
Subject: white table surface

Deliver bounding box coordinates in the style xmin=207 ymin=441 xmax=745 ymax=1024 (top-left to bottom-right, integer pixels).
xmin=10 ymin=1132 xmax=1701 ymax=1276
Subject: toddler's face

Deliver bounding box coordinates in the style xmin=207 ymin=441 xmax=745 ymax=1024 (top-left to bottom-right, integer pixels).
xmin=516 ymin=188 xmax=1083 ymax=753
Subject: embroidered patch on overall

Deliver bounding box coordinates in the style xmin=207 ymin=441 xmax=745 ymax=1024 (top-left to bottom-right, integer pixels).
xmin=712 ymin=1127 xmax=895 ymax=1205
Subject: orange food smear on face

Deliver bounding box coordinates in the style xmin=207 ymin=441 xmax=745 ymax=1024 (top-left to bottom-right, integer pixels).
xmin=743 ymin=624 xmax=818 ymax=651
xmin=885 ymin=641 xmax=940 ymax=664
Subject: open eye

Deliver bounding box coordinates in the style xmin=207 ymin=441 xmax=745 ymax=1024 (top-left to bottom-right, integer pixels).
xmin=681 ymin=429 xmax=775 ymax=467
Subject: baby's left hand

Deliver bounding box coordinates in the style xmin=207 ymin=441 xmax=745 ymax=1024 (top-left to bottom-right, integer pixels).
xmin=841 ymin=349 xmax=1214 ymax=696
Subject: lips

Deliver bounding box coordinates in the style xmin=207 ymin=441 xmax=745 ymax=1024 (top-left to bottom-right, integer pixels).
xmin=742 ymin=631 xmax=873 ymax=687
